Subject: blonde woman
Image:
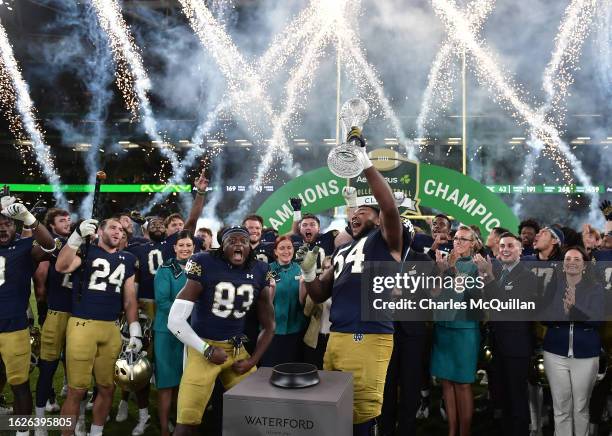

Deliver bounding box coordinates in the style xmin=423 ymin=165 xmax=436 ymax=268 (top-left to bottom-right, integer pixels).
xmin=433 ymin=225 xmax=481 ymax=436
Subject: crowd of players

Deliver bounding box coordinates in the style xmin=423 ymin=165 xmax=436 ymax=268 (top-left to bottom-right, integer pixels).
xmin=0 ymin=130 xmax=610 ymax=436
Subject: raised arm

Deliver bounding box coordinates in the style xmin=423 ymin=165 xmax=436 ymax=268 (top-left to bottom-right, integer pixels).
xmin=350 ymin=128 xmax=403 ymax=256
xmin=184 ymin=170 xmax=208 ymax=232
xmin=297 ymin=245 xmax=333 ymax=303
xmin=55 ymin=220 xmax=97 ymax=273
xmin=1 ymin=199 xmax=55 ymax=259
xmin=286 ymin=197 xmax=302 ymax=236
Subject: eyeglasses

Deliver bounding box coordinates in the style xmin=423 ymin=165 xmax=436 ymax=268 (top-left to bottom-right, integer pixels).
xmin=453 ymin=237 xmax=473 ymax=243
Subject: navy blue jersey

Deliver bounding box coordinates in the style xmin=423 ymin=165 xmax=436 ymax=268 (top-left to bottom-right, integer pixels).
xmin=46 ymin=237 xmax=72 ymax=312
xmin=521 ymin=254 xmax=561 ymax=297
xmin=522 ymin=246 xmax=535 ymax=257
xmin=330 ymin=228 xmax=399 ymax=334
xmin=412 ymin=233 xmax=453 ymax=258
xmin=71 ymin=245 xmax=138 ymax=321
xmin=253 ymin=242 xmax=275 ymax=264
xmin=126 ymin=242 xmax=165 ymax=300
xmin=0 ymin=237 xmax=34 ymax=331
xmin=160 ymin=232 xmax=203 ymax=260
xmin=127 ymin=236 xmax=149 ymax=248
xmin=185 ymin=252 xmax=269 ymax=341
xmin=291 ymin=230 xmax=338 ymax=274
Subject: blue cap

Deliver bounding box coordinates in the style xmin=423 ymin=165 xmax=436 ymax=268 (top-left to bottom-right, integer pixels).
xmin=221 ymin=226 xmax=250 ymax=243
xmin=544 ymin=226 xmax=564 ymax=245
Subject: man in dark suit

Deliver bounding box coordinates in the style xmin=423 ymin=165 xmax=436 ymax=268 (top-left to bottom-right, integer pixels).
xmin=380 ymin=245 xmax=435 ymax=436
xmin=475 ymin=232 xmax=540 ymax=436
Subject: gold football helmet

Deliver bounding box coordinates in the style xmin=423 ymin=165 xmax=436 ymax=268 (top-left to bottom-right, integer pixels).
xmin=114 ymin=349 xmax=153 ymax=392
xmin=529 ymin=351 xmax=548 ymax=386
xmin=29 ymin=327 xmax=41 ymax=373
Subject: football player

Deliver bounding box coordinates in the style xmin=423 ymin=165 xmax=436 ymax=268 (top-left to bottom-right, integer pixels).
xmin=168 ymin=226 xmax=275 ymax=435
xmin=242 ymin=214 xmax=274 ymax=263
xmin=518 ymin=219 xmax=540 ymax=257
xmin=289 ymin=195 xmax=353 ymax=273
xmin=0 ymin=198 xmax=55 ymax=436
xmin=56 ymin=218 xmax=141 ymax=436
xmin=32 ymin=208 xmax=72 ymax=431
xmin=114 ymin=211 xmax=148 ymax=248
xmin=412 ymin=213 xmax=454 ymax=257
xmin=115 ymin=173 xmax=209 ymax=433
xmin=301 ymin=127 xmax=405 ymax=436
xmin=195 ymin=227 xmax=213 ymax=251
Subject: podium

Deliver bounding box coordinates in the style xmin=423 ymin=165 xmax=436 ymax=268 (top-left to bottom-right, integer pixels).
xmin=223 ymin=367 xmax=353 ymax=436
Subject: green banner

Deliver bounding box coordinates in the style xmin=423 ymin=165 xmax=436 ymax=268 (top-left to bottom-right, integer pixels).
xmin=256 ymin=162 xmax=519 ymax=238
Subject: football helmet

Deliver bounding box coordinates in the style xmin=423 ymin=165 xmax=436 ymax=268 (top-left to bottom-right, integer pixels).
xmin=529 ymin=350 xmax=548 ymax=387
xmin=119 ymin=310 xmax=153 ymax=350
xmin=29 ymin=326 xmax=41 ymax=373
xmin=114 ymin=349 xmax=152 ymax=392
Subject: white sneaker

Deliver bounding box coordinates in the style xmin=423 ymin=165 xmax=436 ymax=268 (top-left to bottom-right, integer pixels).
xmin=131 ymin=415 xmax=150 ymax=436
xmin=115 ymin=401 xmax=129 ymax=423
xmin=0 ymin=404 xmax=13 ymax=415
xmin=60 ymin=384 xmax=68 ymax=398
xmin=74 ymin=418 xmax=87 ymax=436
xmin=45 ymin=399 xmax=60 ymax=413
xmin=168 ymin=421 xmax=175 ymax=433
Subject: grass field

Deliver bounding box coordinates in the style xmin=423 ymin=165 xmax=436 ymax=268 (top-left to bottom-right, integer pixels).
xmin=1 ymin=294 xmax=605 ymax=435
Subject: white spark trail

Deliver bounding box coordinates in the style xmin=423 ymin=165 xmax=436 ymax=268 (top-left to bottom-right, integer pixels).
xmin=144 ymin=1 xmax=323 ymax=213
xmin=0 ymin=22 xmax=68 ymax=209
xmin=416 ymin=0 xmax=495 ymax=145
xmin=518 ymin=0 xmax=598 ymax=219
xmin=228 ymin=20 xmax=334 ymax=223
xmin=90 ymin=0 xmax=180 ymax=175
xmin=431 ymin=0 xmax=597 ymax=219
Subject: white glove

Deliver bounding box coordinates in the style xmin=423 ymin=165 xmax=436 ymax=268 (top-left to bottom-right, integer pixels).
xmin=393 ymin=191 xmax=406 ymax=207
xmin=128 ymin=321 xmax=143 ymax=353
xmin=342 ymin=186 xmax=357 ymax=208
xmin=1 ymin=196 xmax=16 ymax=210
xmin=355 ymin=147 xmax=373 ymax=170
xmin=1 ymin=203 xmax=36 ymax=226
xmin=295 ymin=244 xmax=319 ymax=282
xmin=67 ymin=219 xmax=98 ymax=249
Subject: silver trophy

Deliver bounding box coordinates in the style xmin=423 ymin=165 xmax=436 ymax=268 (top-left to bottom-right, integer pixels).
xmin=327 ymin=98 xmax=370 ymax=178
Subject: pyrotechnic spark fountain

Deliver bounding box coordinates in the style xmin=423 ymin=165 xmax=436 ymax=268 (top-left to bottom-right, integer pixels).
xmin=415 ymin=0 xmax=495 ymax=150
xmin=76 ymin=2 xmax=116 ymax=218
xmin=90 ymin=0 xmax=180 ymax=179
xmin=177 ymin=0 xmax=277 ymax=138
xmin=0 ymin=21 xmax=68 ymax=209
xmin=431 ymin=0 xmax=599 ymax=218
xmin=228 ymin=16 xmax=335 ymax=223
xmin=144 ymin=1 xmax=322 ymax=213
xmin=518 ymin=0 xmax=598 ymax=219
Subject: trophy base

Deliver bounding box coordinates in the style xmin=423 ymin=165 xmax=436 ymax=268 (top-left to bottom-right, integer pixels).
xmin=327 ymin=144 xmax=364 ymax=178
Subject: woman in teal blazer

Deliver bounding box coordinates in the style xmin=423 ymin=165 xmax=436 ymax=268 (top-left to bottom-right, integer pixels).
xmin=154 ymin=230 xmax=195 ymax=436
xmin=432 ymin=225 xmax=481 ymax=436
